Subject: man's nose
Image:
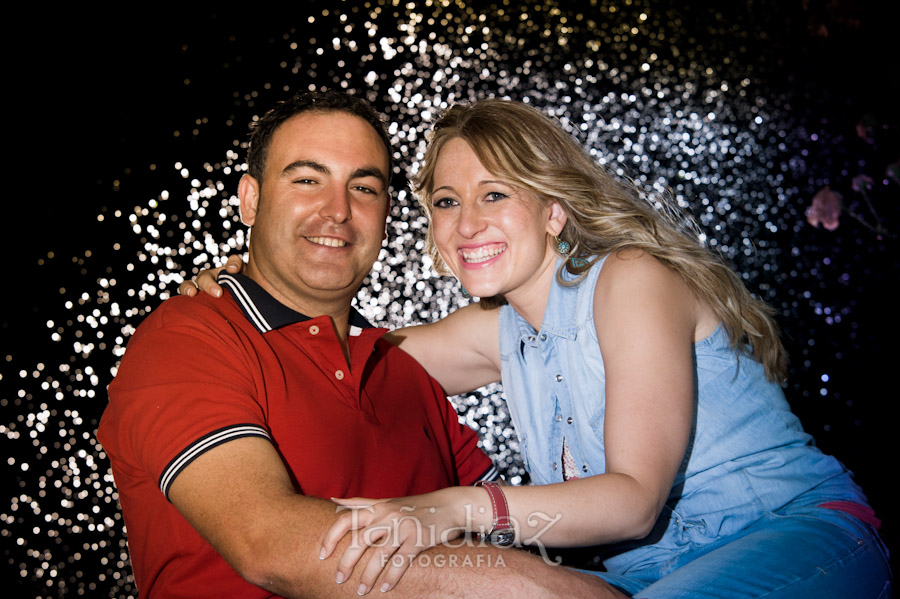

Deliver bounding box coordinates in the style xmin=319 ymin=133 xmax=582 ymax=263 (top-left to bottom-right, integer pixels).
xmin=321 ymin=186 xmax=351 ymax=222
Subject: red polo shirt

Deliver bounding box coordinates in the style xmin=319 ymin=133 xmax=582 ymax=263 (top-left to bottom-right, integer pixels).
xmin=98 ymin=273 xmax=495 ymax=598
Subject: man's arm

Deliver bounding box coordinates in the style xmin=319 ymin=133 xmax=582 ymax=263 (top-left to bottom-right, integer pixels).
xmin=169 ymin=437 xmax=625 ymax=599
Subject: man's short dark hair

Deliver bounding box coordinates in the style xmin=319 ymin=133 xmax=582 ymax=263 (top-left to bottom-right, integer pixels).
xmin=246 ymin=90 xmax=394 ymax=183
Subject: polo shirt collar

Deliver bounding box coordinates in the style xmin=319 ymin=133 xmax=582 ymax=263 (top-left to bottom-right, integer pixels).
xmin=218 ymin=272 xmax=373 ymax=334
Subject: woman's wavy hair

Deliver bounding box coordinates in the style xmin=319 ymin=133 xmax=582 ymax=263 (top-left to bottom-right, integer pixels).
xmin=413 ymin=99 xmax=787 ymax=382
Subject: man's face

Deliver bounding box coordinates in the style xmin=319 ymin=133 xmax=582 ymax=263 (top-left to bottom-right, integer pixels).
xmin=239 ymin=111 xmax=390 ymax=314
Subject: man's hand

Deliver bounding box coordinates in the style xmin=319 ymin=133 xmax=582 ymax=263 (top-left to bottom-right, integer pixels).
xmin=178 ymin=254 xmax=245 ymax=297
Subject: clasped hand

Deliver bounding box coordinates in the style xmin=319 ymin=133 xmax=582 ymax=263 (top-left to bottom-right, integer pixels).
xmin=319 ymin=490 xmax=469 ymax=594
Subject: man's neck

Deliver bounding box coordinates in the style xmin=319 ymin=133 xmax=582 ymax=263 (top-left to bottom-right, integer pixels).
xmin=243 ymin=265 xmax=355 ymax=347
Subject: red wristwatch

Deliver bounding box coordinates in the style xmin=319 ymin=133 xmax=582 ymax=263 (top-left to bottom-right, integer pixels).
xmin=474 ymin=481 xmax=515 ymax=546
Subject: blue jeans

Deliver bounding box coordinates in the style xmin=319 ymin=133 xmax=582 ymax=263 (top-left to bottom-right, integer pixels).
xmin=588 ymin=507 xmax=892 ymax=598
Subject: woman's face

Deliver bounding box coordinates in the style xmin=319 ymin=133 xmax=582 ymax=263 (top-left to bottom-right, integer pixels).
xmin=429 ymin=137 xmax=565 ymax=300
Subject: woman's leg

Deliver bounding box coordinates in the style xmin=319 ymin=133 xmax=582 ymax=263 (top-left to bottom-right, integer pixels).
xmin=634 ymin=508 xmax=891 ymax=599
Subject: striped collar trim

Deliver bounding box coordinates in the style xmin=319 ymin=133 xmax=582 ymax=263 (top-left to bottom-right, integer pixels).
xmin=218 ymin=272 xmax=372 ymax=334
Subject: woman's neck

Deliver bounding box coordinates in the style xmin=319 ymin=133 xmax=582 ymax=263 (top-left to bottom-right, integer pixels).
xmin=503 ymin=252 xmax=561 ymax=332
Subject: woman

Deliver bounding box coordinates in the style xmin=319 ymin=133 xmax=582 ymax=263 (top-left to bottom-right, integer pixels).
xmin=187 ymin=99 xmax=891 ymax=598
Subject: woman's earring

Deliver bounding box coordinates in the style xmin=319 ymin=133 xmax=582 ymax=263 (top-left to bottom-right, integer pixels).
xmin=556 ymin=236 xmax=570 ymax=256
xmin=569 ymin=256 xmax=589 ymax=269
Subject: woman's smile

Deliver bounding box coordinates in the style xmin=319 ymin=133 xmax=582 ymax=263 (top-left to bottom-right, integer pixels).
xmin=458 ymin=242 xmax=507 ymax=266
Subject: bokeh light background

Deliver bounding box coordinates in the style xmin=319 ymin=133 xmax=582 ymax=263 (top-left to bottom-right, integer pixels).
xmin=4 ymin=2 xmax=897 ymax=596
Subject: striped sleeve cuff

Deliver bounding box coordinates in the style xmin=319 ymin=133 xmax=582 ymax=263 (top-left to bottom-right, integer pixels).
xmin=159 ymin=424 xmax=271 ymax=499
xmin=474 ymin=463 xmax=500 ymax=484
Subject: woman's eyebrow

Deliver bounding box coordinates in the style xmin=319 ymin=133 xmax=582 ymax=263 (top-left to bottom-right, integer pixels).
xmin=433 ymin=179 xmax=508 ymax=193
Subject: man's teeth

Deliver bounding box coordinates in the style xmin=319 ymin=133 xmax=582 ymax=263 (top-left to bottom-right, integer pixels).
xmin=461 ymin=244 xmax=506 ymax=263
xmin=307 ymin=237 xmax=347 ymax=248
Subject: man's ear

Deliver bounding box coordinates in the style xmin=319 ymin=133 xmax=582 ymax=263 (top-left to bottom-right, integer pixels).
xmin=547 ymin=201 xmax=568 ymax=237
xmin=238 ymin=174 xmax=261 ymax=226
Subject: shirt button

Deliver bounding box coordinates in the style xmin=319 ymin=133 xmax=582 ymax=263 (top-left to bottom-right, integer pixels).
xmin=540 ymin=333 xmax=548 ymax=341
xmin=567 ymin=417 xmax=573 ymax=424
xmin=334 ymin=370 xmax=345 ymax=380
xmin=527 ymin=335 xmax=536 ymax=342
xmin=582 ymin=464 xmax=588 ymax=473
xmin=309 ymin=325 xmax=320 ymax=335
xmin=555 ymin=374 xmax=563 ymax=382
xmin=555 ymin=414 xmax=562 ymax=422
xmin=552 ymin=462 xmax=558 ymax=470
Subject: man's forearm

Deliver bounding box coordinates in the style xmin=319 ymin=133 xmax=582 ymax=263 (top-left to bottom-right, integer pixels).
xmin=169 ymin=437 xmax=623 ymax=599
xmin=262 ymin=500 xmax=623 ymax=599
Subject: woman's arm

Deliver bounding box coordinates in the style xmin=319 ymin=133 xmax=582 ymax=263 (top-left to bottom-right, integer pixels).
xmin=321 ymin=251 xmax=701 ymax=589
xmin=496 ymin=250 xmax=699 ymax=544
xmin=384 ymin=304 xmax=501 ymax=395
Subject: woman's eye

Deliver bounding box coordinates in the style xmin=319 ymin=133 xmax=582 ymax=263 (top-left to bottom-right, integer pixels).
xmin=433 ymin=197 xmax=456 ymax=208
xmin=485 ymin=192 xmax=508 ymax=202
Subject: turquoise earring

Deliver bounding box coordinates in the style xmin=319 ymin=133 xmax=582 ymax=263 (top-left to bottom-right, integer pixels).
xmin=569 ymin=256 xmax=589 ymax=269
xmin=461 ymin=286 xmax=470 ymax=299
xmin=556 ymin=236 xmax=570 ymax=255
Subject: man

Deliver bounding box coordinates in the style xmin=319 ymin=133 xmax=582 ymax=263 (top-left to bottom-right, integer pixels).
xmin=98 ymin=90 xmax=623 ymax=598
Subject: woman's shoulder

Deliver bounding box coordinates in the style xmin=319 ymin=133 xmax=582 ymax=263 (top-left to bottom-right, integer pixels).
xmin=594 ymin=249 xmax=717 ymax=341
xmin=595 ymin=249 xmax=682 ymax=293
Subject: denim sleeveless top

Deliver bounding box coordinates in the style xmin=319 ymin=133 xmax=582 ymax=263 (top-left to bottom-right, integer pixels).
xmin=498 ymin=256 xmax=868 ymax=572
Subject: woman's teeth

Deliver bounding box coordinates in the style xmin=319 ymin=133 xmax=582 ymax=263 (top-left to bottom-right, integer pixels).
xmin=461 ymin=244 xmax=506 ymax=263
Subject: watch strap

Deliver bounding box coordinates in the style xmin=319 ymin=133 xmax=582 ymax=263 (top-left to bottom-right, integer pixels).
xmin=474 ymin=481 xmax=514 ymax=544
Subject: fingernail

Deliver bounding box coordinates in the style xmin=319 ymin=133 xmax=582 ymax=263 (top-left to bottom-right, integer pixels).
xmin=357 ymin=584 xmax=368 ymax=595
xmin=336 ymin=572 xmax=344 ymax=584
xmin=319 ymin=548 xmax=326 ymax=560
xmin=381 ymin=583 xmax=391 ymax=593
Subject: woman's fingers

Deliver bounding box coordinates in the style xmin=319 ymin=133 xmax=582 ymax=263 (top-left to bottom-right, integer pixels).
xmin=195 ymin=268 xmax=225 ymax=297
xmin=178 ymin=255 xmax=245 ymax=297
xmin=331 ymin=497 xmax=380 ymax=507
xmin=359 ymin=541 xmax=417 ymax=595
xmin=353 ymin=511 xmax=428 ymax=594
xmin=380 ymin=547 xmax=421 ymax=593
xmin=225 ymin=254 xmax=244 ymax=272
xmin=178 ymin=279 xmax=200 ymax=296
xmin=335 ymin=523 xmax=390 ymax=588
xmin=321 ymin=497 xmax=384 ymax=559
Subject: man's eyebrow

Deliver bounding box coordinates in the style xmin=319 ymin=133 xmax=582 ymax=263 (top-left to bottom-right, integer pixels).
xmin=281 ymin=161 xmax=386 ymax=185
xmin=282 ymin=160 xmax=330 ymax=176
xmin=350 ymin=167 xmax=388 ymax=185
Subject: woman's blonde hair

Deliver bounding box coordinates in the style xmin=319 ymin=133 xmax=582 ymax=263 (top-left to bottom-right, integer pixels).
xmin=413 ymin=99 xmax=787 ymax=382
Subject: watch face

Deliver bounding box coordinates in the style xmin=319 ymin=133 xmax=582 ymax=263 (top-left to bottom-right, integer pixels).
xmin=489 ymin=529 xmax=516 ymax=547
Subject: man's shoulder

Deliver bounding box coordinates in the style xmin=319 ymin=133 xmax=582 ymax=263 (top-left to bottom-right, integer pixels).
xmin=122 ymin=294 xmax=249 ymax=356
xmin=138 ymin=293 xmax=240 ymax=332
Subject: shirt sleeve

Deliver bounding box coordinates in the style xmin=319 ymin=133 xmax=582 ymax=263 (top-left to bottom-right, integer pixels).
xmin=98 ymin=298 xmax=271 ymax=500
xmin=434 ymin=386 xmax=497 ymax=487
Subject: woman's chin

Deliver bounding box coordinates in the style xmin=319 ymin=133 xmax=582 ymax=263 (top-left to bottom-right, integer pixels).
xmin=459 ymin=281 xmax=502 ymax=299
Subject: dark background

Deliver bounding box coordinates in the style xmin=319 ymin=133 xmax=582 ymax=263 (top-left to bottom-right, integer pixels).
xmin=4 ymin=2 xmax=897 ymax=596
